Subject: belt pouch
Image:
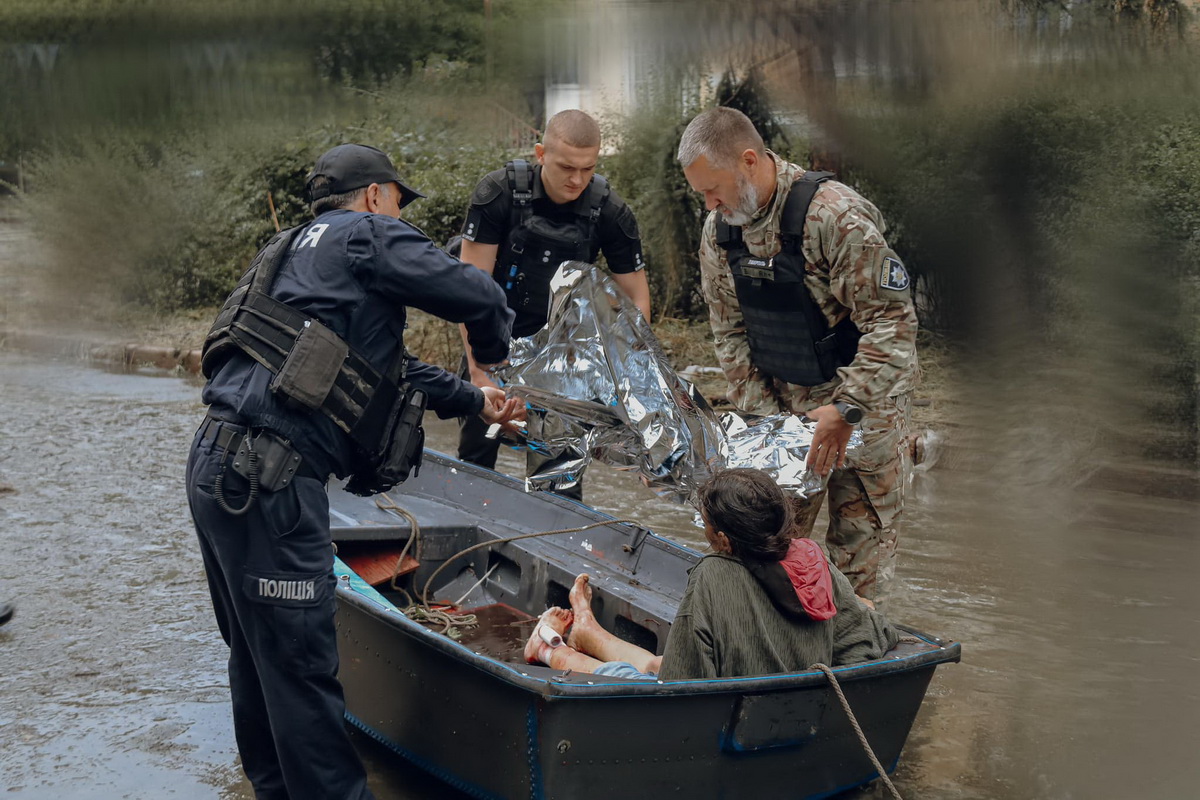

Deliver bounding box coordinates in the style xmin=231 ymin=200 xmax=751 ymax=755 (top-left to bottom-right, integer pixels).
xmin=269 ymin=319 xmax=348 ymax=411
xmin=813 ymin=331 xmax=841 ymax=383
xmin=379 ymin=386 xmax=428 ymax=484
xmin=344 ymin=386 xmax=427 ymax=496
xmin=232 ymin=432 xmax=304 ymax=492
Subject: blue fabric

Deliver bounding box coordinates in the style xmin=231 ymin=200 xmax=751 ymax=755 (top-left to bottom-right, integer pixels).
xmin=204 ymin=208 xmax=514 ymax=478
xmin=191 ymin=207 xmax=513 ymax=798
xmin=593 ymin=661 xmax=657 ymax=681
xmin=187 ymin=423 xmax=374 ymax=800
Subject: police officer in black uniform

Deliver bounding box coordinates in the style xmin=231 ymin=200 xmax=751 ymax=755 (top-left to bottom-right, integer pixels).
xmin=457 ymin=110 xmax=650 ymax=499
xmin=186 ymin=144 xmax=517 ymax=800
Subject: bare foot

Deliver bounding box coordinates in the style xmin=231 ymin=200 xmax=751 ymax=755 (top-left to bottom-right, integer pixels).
xmin=524 ymin=607 xmax=572 ymax=664
xmin=567 ymin=573 xmax=601 ymax=652
xmin=569 ymin=573 xmax=593 ymax=612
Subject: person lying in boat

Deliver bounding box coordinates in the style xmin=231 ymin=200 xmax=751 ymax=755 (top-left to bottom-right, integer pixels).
xmin=524 ymin=468 xmax=900 ymax=680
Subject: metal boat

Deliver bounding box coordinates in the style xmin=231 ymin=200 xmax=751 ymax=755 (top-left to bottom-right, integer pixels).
xmin=331 ymin=451 xmax=960 ymax=800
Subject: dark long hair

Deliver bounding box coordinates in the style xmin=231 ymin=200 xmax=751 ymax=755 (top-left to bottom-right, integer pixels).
xmin=698 ymin=468 xmax=792 ymax=562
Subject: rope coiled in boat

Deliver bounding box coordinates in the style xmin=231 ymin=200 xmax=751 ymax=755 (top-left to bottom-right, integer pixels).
xmin=374 ymin=492 xmax=638 ymax=632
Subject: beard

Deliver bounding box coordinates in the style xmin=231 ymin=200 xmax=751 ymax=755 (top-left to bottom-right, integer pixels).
xmin=718 ymin=171 xmax=760 ymax=226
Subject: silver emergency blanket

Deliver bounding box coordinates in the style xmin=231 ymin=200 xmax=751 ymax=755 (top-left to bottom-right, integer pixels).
xmin=496 ymin=262 xmax=861 ymax=508
xmin=720 ymin=412 xmax=863 ymax=499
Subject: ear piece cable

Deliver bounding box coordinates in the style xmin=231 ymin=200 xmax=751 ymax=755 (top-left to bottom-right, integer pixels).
xmin=215 ymin=432 xmax=259 ymax=515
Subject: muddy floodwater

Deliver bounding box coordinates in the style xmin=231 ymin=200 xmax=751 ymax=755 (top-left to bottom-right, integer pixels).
xmin=1 ymin=351 xmax=1198 ymax=799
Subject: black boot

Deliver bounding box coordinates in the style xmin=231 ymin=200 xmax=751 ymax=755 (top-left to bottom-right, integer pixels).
xmin=0 ymin=602 xmax=14 ymax=627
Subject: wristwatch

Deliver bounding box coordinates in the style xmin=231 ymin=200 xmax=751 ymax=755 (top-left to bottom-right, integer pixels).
xmin=833 ymin=401 xmax=863 ymax=425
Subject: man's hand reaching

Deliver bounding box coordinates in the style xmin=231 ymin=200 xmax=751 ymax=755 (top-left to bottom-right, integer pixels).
xmin=480 ymin=385 xmax=522 ymax=426
xmin=804 ymin=404 xmax=854 ymax=477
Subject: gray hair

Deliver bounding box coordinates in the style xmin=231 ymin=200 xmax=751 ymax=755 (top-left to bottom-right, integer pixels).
xmin=309 ymin=179 xmax=392 ymax=216
xmin=677 ymin=107 xmax=766 ymax=170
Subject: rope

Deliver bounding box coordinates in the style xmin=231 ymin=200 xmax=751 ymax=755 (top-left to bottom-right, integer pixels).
xmin=811 ymin=663 xmax=904 ymax=800
xmin=419 ymin=518 xmax=640 ymax=608
xmin=214 ymin=436 xmax=258 ymax=515
xmin=371 ymin=494 xmax=638 ymax=636
xmin=375 ymin=494 xmax=477 ymax=634
xmin=402 ymin=605 xmax=478 ymax=637
xmin=374 ymin=494 xmax=422 ymax=592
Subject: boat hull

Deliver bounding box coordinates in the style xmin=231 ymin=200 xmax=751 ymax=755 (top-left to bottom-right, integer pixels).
xmin=332 ymin=451 xmax=960 ymax=799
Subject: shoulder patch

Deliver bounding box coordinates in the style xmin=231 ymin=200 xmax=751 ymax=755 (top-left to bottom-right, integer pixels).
xmin=615 ymin=204 xmax=641 ymax=240
xmin=470 ymin=176 xmax=503 ymax=206
xmin=880 ymin=256 xmax=910 ymax=291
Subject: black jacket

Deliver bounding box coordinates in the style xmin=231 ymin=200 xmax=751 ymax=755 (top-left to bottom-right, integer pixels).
xmin=204 ymin=208 xmax=514 ymax=477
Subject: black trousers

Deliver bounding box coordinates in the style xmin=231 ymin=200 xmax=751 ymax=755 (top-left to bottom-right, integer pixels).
xmin=186 ymin=421 xmax=374 ymax=800
xmin=456 ymin=359 xmax=583 ymax=501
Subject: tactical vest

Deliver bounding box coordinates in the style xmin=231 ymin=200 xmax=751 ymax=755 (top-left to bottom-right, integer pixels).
xmin=201 ymin=225 xmax=424 ymax=494
xmin=497 ymin=159 xmax=610 ymax=337
xmin=716 ymin=171 xmax=861 ymax=388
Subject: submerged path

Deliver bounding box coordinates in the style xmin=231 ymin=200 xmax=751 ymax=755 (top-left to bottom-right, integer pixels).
xmin=1 ymin=352 xmax=1198 ymax=799
xmin=0 ymin=354 xmax=464 ymax=799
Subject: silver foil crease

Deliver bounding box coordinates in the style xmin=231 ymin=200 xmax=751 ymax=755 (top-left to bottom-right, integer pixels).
xmin=496 ymin=262 xmax=861 ymax=508
xmin=720 ymin=412 xmax=863 ymax=498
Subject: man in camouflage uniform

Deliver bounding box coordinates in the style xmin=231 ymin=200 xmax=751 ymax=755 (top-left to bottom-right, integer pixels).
xmin=678 ymin=108 xmax=918 ymax=601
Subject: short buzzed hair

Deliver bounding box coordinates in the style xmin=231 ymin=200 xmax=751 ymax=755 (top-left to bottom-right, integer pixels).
xmin=677 ymin=107 xmax=765 ymax=170
xmin=544 ymin=109 xmax=602 ymax=150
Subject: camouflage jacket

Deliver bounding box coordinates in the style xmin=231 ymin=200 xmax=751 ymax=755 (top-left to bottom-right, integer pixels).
xmin=699 ymin=154 xmax=919 ymax=416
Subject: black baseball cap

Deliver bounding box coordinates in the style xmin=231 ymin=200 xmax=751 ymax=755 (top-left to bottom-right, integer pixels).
xmin=306 ymin=144 xmax=425 ymax=209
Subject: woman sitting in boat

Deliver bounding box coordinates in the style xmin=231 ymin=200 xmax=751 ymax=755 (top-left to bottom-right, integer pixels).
xmin=524 ymin=468 xmax=900 ymax=680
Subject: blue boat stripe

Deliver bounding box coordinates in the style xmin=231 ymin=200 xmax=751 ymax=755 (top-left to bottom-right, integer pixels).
xmin=806 ymin=753 xmax=902 ymax=800
xmin=526 ymin=701 xmax=545 ymax=800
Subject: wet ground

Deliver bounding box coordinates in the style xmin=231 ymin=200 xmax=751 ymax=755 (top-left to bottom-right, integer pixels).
xmin=2 ymin=351 xmax=1198 ymax=799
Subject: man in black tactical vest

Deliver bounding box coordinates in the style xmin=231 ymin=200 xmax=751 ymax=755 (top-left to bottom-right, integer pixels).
xmin=187 ymin=144 xmax=518 ymax=800
xmin=456 ymin=109 xmax=650 ymax=499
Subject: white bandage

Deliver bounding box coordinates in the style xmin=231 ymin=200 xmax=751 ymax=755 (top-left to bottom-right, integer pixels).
xmin=535 ymin=622 xmax=564 ymax=648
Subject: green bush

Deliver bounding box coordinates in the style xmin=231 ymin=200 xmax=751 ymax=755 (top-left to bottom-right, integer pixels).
xmin=602 ymin=106 xmax=706 ymax=319
xmin=20 ymin=90 xmax=523 ymax=314
xmin=21 ymin=134 xmax=242 ymax=311
xmin=835 ymin=74 xmax=1200 ymax=460
xmin=395 ymin=137 xmax=517 ymax=249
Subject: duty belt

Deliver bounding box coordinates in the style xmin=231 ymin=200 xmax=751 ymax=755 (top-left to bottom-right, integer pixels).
xmin=199 ymin=415 xmax=251 ymax=453
xmin=199 ymin=415 xmax=323 ymax=495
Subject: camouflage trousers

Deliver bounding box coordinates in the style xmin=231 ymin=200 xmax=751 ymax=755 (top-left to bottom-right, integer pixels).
xmin=789 ymin=394 xmax=913 ymax=602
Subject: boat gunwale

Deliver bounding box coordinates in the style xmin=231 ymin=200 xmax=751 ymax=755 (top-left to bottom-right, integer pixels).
xmin=334 ymin=450 xmax=961 ymax=699
xmin=334 ymin=560 xmax=961 ymax=700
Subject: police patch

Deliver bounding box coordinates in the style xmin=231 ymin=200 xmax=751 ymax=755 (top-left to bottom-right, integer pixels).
xmin=471 ymin=177 xmax=503 ymax=206
xmin=880 ymin=256 xmax=910 ymax=291
xmin=244 ymin=571 xmax=325 ymax=607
